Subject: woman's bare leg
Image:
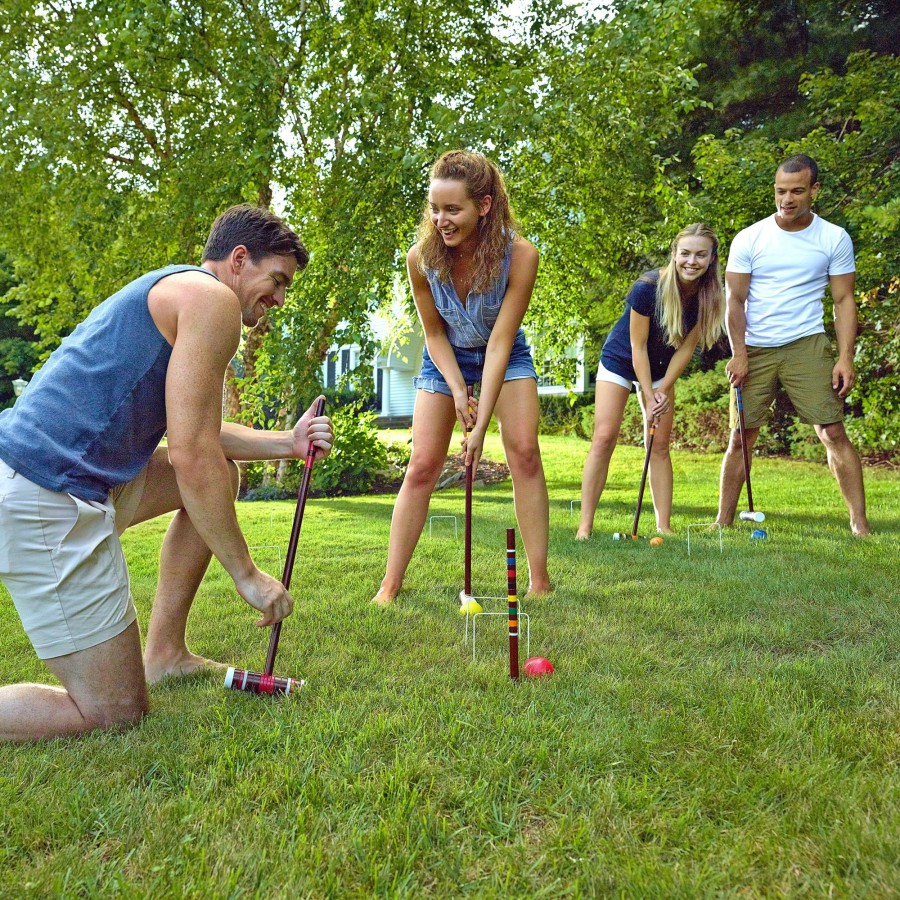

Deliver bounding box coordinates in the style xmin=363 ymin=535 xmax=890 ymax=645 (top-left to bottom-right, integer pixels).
xmin=637 ymin=385 xmax=676 ymax=533
xmin=494 ymin=379 xmax=551 ymax=595
xmin=371 ymin=391 xmax=457 ymax=605
xmin=576 ymin=380 xmax=631 ymax=539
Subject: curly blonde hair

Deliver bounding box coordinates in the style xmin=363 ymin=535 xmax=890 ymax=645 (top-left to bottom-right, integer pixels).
xmin=656 ymin=223 xmax=725 ymax=351
xmin=415 ymin=150 xmax=519 ymax=294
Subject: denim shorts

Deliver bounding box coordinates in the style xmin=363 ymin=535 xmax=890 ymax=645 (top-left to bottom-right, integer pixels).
xmin=414 ymin=330 xmax=538 ymax=396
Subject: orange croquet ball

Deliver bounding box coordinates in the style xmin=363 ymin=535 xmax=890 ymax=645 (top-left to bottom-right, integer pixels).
xmin=649 ymin=536 xmax=664 ymax=547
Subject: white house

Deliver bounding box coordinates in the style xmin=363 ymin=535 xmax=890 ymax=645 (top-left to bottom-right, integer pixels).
xmin=321 ymin=305 xmax=592 ymax=423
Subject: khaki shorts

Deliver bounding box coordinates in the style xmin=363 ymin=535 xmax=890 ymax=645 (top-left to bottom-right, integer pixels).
xmin=0 ymin=462 xmax=147 ymax=660
xmin=730 ymin=333 xmax=845 ymax=430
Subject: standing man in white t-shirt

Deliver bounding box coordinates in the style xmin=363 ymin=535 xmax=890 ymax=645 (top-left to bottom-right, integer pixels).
xmin=715 ymin=154 xmax=871 ymax=536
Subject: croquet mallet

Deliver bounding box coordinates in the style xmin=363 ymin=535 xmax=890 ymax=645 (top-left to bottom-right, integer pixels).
xmin=224 ymin=397 xmax=326 ymax=696
xmin=735 ymin=385 xmax=765 ymax=523
xmin=460 ymin=384 xmax=476 ymax=606
xmin=613 ymin=414 xmax=659 ymax=540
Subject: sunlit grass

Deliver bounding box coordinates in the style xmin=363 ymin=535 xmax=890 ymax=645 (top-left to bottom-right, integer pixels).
xmin=1 ymin=433 xmax=898 ymax=896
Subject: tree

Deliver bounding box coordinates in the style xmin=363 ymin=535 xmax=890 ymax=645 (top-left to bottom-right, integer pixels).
xmin=0 ymin=252 xmax=39 ymax=409
xmin=0 ymin=0 xmax=544 ymax=427
xmin=690 ymin=51 xmax=900 ymax=458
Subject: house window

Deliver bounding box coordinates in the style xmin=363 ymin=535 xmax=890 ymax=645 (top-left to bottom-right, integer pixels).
xmin=326 ymin=354 xmax=336 ymax=388
xmin=341 ymin=348 xmax=351 ymax=375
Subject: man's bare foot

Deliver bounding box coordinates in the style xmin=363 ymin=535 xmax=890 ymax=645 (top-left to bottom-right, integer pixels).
xmin=144 ymin=652 xmax=227 ymax=684
xmin=656 ymin=526 xmax=676 ymax=535
xmin=370 ymin=587 xmax=399 ymax=607
xmin=575 ymin=528 xmax=591 ymax=541
xmin=851 ymin=520 xmax=872 ymax=537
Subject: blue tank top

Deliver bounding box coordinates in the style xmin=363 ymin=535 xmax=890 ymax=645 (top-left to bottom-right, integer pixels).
xmin=424 ymin=240 xmax=522 ymax=349
xmin=0 ymin=265 xmax=218 ymax=502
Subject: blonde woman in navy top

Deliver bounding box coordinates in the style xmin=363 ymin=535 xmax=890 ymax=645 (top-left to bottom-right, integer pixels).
xmin=576 ymin=224 xmax=725 ymax=539
xmin=372 ymin=150 xmax=551 ymax=605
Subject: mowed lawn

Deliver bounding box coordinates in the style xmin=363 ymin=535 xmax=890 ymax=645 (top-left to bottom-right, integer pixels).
xmin=1 ymin=432 xmax=898 ymax=897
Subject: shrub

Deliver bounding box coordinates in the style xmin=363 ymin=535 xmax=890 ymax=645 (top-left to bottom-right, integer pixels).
xmin=669 ymin=362 xmax=730 ymax=452
xmin=384 ymin=439 xmax=412 ymax=471
xmin=242 ymin=483 xmax=292 ymax=502
xmin=539 ymin=393 xmax=593 ymax=436
xmin=312 ymin=402 xmax=388 ymax=496
xmin=577 ymin=363 xmax=730 ymax=451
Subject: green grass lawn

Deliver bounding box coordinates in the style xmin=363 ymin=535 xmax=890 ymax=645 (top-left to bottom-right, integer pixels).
xmin=1 ymin=433 xmax=898 ymax=896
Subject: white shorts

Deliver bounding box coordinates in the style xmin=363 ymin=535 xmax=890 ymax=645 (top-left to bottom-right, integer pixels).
xmin=0 ymin=461 xmax=147 ymax=660
xmin=596 ymin=360 xmax=665 ymax=392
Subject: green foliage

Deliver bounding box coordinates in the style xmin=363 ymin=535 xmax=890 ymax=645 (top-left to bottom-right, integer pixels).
xmin=538 ymin=393 xmax=593 ymax=436
xmin=242 ymin=483 xmax=292 ymax=502
xmin=668 ymin=362 xmax=731 ymax=452
xmin=383 ymin=439 xmax=412 ymax=472
xmin=0 ymin=1 xmax=895 ymax=460
xmin=312 ymin=402 xmax=388 ymax=496
xmin=0 ymin=252 xmax=38 ymax=408
xmin=688 ymin=49 xmax=900 ymax=462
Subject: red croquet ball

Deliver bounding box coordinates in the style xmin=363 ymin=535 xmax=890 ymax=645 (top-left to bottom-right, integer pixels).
xmin=523 ymin=656 xmax=554 ymax=677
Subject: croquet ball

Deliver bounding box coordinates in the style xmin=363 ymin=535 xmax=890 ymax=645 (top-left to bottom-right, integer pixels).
xmin=649 ymin=536 xmax=664 ymax=547
xmin=523 ymin=657 xmax=554 ymax=677
xmin=751 ymin=529 xmax=768 ymax=540
xmin=459 ymin=600 xmax=483 ymax=616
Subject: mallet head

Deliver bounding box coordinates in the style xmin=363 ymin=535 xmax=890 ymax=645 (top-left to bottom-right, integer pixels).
xmin=224 ymin=667 xmax=303 ymax=696
xmin=612 ymin=532 xmax=642 ymax=541
xmin=739 ymin=511 xmax=766 ymax=522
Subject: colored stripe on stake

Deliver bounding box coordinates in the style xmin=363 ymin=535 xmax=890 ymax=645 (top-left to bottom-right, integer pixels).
xmin=507 ymin=527 xmax=519 ymax=681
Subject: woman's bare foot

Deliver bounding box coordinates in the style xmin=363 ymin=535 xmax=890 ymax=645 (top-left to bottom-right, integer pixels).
xmin=656 ymin=526 xmax=676 ymax=535
xmin=144 ymin=651 xmax=227 ymax=684
xmin=575 ymin=528 xmax=591 ymax=541
xmin=371 ymin=586 xmax=400 ymax=607
xmin=526 ymin=579 xmax=553 ymax=599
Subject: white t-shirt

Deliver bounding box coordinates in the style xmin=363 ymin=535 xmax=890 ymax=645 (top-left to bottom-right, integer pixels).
xmin=726 ymin=214 xmax=855 ymax=348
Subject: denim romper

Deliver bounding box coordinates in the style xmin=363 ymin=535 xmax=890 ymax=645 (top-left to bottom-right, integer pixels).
xmin=414 ymin=239 xmax=537 ymax=395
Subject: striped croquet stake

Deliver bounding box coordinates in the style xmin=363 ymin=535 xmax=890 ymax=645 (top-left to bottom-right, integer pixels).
xmin=507 ymin=527 xmax=519 ymax=681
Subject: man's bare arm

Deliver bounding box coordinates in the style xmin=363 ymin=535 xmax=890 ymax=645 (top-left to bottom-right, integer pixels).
xmin=164 ymin=281 xmax=291 ymax=626
xmin=724 ymin=271 xmax=751 ymax=387
xmin=830 ymin=271 xmax=858 ymax=397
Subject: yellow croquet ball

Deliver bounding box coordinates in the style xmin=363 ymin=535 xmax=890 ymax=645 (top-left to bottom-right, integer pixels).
xmin=649 ymin=536 xmax=664 ymax=547
xmin=459 ymin=600 xmax=483 ymax=616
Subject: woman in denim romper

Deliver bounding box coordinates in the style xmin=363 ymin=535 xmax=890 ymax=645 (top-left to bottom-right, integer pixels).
xmin=372 ymin=151 xmax=551 ymax=605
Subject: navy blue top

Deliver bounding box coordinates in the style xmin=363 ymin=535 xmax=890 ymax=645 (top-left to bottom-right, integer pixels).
xmin=0 ymin=265 xmax=218 ymax=501
xmin=600 ymin=270 xmax=698 ymax=383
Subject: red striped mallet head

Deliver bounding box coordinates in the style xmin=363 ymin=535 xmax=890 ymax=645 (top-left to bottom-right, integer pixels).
xmin=224 ymin=667 xmax=303 ymax=696
xmin=224 ymin=397 xmax=325 ymax=697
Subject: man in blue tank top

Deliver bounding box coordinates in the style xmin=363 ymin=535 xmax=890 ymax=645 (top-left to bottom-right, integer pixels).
xmin=0 ymin=205 xmax=333 ymax=742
